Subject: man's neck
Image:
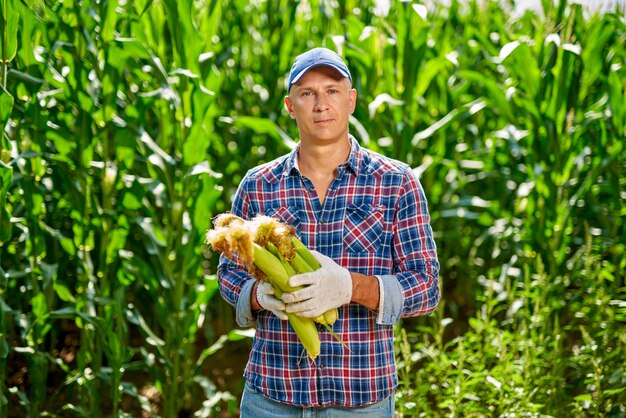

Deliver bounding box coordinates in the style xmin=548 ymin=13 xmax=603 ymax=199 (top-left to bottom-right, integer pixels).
xmin=297 ymin=137 xmax=351 ymax=178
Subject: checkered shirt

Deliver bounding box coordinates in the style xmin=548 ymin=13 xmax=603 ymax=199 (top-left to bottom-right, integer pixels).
xmin=218 ymin=136 xmax=440 ymax=407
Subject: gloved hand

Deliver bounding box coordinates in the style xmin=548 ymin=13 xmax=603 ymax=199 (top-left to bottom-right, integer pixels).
xmin=255 ymin=281 xmax=288 ymax=320
xmin=281 ymin=251 xmax=352 ymax=318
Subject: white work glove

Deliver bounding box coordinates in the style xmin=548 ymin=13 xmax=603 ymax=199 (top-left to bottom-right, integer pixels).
xmin=255 ymin=281 xmax=288 ymax=320
xmin=281 ymin=251 xmax=352 ymax=318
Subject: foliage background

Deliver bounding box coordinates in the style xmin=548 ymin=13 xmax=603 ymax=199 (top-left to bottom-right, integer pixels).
xmin=0 ymin=0 xmax=625 ymax=416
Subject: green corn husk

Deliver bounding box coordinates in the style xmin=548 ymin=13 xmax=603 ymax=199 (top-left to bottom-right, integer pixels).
xmin=292 ymin=236 xmax=320 ymax=270
xmin=252 ymin=243 xmax=295 ymax=291
xmin=290 ymin=252 xmax=314 ymax=274
xmin=271 ymin=285 xmax=320 ymax=359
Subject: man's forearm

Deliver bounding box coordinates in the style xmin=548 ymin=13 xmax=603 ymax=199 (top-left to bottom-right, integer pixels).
xmin=250 ymin=281 xmax=261 ymax=311
xmin=350 ymin=272 xmax=380 ymax=311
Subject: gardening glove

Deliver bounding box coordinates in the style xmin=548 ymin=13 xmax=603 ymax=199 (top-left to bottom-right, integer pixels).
xmin=256 ymin=281 xmax=288 ymax=320
xmin=281 ymin=251 xmax=352 ymax=318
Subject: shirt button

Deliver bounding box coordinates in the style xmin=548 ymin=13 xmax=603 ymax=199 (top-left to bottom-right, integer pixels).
xmin=319 ymin=363 xmax=325 ymax=370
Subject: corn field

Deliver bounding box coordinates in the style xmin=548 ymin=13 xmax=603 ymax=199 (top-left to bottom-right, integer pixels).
xmin=0 ymin=0 xmax=625 ymax=416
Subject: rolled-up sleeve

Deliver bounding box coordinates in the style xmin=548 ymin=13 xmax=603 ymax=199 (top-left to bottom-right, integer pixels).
xmin=374 ymin=274 xmax=404 ymax=325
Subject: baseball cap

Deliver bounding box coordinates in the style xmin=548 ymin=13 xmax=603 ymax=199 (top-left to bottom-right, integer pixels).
xmin=287 ymin=47 xmax=352 ymax=91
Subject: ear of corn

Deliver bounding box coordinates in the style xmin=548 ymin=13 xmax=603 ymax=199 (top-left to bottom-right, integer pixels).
xmin=286 ymin=313 xmax=321 ymax=360
xmin=322 ymin=308 xmax=338 ymax=325
xmin=290 ymin=252 xmax=314 ymax=274
xmin=292 ymin=236 xmax=320 ymax=270
xmin=207 ymin=213 xmax=347 ymax=359
xmin=267 ymin=242 xmax=297 ymax=277
xmin=252 ymin=243 xmax=295 ymax=291
xmin=268 ymin=286 xmax=320 ymax=359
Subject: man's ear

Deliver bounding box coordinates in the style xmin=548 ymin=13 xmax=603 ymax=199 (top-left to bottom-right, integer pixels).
xmin=349 ymin=88 xmax=357 ymax=114
xmin=284 ymin=95 xmax=296 ymax=119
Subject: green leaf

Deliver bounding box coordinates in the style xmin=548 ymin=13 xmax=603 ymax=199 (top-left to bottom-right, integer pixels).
xmin=608 ymin=70 xmax=625 ymax=134
xmin=458 ymin=70 xmax=514 ymax=121
xmin=574 ymin=393 xmax=592 ymax=402
xmin=54 ymin=282 xmax=76 ymax=303
xmin=414 ymin=57 xmax=450 ymax=100
xmin=125 ymin=306 xmax=165 ymax=346
xmin=38 ymin=221 xmax=76 ymax=256
xmin=0 ymin=336 xmax=8 ymax=359
xmin=49 ymin=307 xmax=95 ymax=325
xmin=40 ymin=262 xmax=58 ymax=288
xmin=230 ymin=116 xmax=297 ymax=149
xmin=31 ymin=293 xmax=48 ymax=321
xmin=1 ymin=0 xmax=19 ymax=62
xmin=46 ymin=130 xmax=77 ymax=157
xmin=101 ymin=0 xmax=119 ymax=43
xmin=0 ymin=86 xmax=13 ymax=131
xmin=106 ymin=224 xmax=129 ymax=264
xmin=106 ymin=329 xmax=122 ymax=359
xmin=227 ymin=328 xmax=255 ymax=341
xmin=121 ymin=190 xmax=143 ymax=210
xmin=7 ymin=69 xmax=44 ymax=85
xmin=0 ymin=160 xmax=12 ymax=243
xmin=185 ymin=161 xmax=222 ymax=180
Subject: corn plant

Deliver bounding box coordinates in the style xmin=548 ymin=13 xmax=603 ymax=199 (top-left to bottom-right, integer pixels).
xmin=2 ymin=0 xmax=228 ymax=416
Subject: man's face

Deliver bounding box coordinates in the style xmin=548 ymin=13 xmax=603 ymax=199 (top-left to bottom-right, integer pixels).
xmin=285 ymin=67 xmax=357 ymax=144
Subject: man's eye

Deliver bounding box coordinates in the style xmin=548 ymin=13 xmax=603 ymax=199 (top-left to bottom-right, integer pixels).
xmin=329 ymin=89 xmax=338 ymax=94
xmin=302 ymin=91 xmax=313 ymax=97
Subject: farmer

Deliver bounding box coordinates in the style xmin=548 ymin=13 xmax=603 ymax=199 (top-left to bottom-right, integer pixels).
xmin=217 ymin=47 xmax=440 ymax=416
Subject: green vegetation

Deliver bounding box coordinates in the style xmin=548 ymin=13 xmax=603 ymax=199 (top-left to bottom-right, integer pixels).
xmin=0 ymin=0 xmax=624 ymax=416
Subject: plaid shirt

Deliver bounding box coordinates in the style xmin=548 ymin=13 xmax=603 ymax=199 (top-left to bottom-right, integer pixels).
xmin=218 ymin=136 xmax=440 ymax=407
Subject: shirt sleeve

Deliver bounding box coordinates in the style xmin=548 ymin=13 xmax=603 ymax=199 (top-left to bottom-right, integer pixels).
xmin=235 ymin=279 xmax=257 ymax=327
xmin=391 ymin=168 xmax=441 ymax=318
xmin=374 ymin=274 xmax=404 ymax=325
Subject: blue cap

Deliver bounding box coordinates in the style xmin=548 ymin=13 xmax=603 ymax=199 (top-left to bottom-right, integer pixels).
xmin=287 ymin=48 xmax=352 ymax=91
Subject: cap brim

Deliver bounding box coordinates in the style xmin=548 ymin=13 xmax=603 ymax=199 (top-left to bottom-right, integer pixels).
xmin=290 ymin=64 xmax=351 ymax=86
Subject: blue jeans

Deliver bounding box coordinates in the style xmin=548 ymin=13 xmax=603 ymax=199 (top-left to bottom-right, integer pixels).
xmin=240 ymin=382 xmax=395 ymax=417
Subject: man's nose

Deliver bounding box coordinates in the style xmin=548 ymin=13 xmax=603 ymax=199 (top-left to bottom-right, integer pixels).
xmin=314 ymin=94 xmax=329 ymax=111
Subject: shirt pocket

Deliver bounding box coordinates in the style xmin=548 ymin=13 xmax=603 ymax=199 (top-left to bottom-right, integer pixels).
xmin=263 ymin=206 xmax=301 ymax=230
xmin=343 ymin=203 xmax=385 ymax=253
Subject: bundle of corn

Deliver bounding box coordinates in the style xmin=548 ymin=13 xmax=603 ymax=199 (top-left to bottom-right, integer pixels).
xmin=206 ymin=213 xmax=345 ymax=360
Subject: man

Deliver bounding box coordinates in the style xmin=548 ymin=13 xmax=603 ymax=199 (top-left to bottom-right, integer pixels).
xmin=218 ymin=47 xmax=440 ymax=416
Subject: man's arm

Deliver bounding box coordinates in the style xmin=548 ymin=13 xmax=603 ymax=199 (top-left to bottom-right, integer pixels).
xmin=350 ymin=272 xmax=380 ymax=310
